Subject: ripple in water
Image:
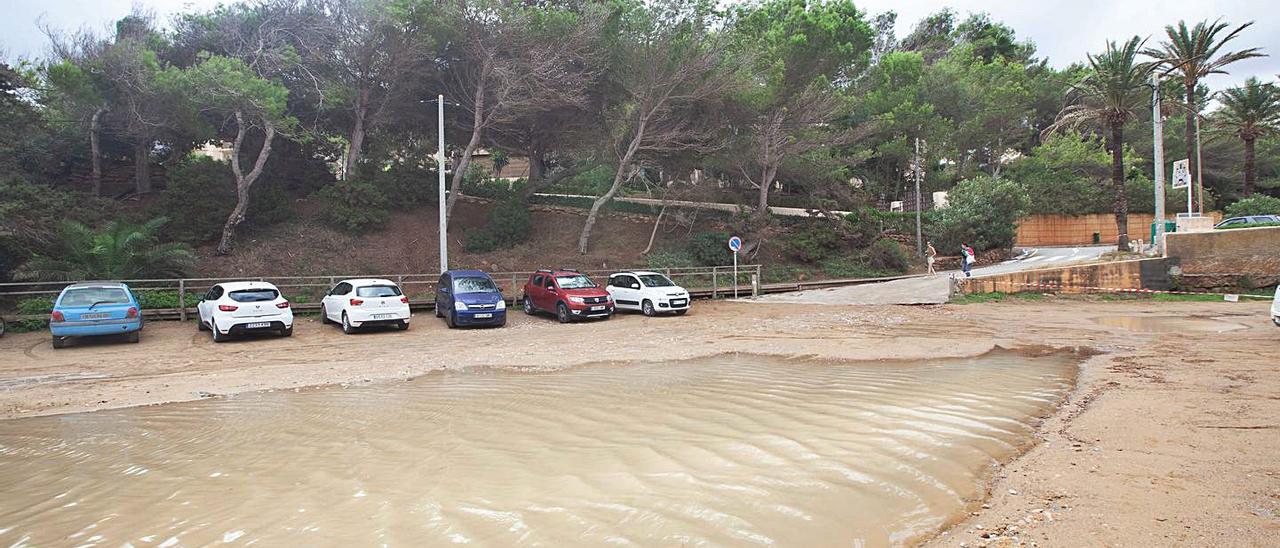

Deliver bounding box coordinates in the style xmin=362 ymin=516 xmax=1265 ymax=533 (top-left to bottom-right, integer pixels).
xmin=0 ymin=350 xmax=1077 ymax=546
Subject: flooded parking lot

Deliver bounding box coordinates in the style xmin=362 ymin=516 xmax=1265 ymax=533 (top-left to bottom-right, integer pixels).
xmin=1094 ymin=315 xmax=1248 ymax=333
xmin=0 ymin=351 xmax=1077 ymax=546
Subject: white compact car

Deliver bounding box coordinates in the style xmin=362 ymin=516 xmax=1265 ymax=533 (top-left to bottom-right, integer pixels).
xmin=1272 ymin=285 xmax=1280 ymax=327
xmin=320 ymin=278 xmax=411 ymax=334
xmin=197 ymin=281 xmax=294 ymax=342
xmin=606 ymin=271 xmax=691 ymax=316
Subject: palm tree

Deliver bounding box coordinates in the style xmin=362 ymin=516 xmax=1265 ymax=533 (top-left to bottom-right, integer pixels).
xmin=15 ymin=217 xmax=196 ymax=281
xmin=1215 ymin=78 xmax=1280 ymax=196
xmin=1146 ymin=19 xmax=1266 ymax=210
xmin=1046 ymin=37 xmax=1153 ymax=251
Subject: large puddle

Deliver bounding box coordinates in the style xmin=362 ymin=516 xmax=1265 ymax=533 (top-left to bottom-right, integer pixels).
xmin=1094 ymin=315 xmax=1247 ymax=333
xmin=0 ymin=351 xmax=1077 ymax=546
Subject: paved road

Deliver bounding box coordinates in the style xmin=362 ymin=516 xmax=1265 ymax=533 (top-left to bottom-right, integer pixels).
xmin=756 ymin=246 xmax=1115 ymax=305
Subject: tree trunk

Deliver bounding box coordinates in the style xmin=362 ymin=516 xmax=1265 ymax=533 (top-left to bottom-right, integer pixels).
xmin=216 ymin=111 xmax=276 ymax=256
xmin=1110 ymin=123 xmax=1130 ymax=252
xmin=447 ymin=73 xmax=487 ymax=217
xmin=578 ymin=116 xmax=648 ymax=254
xmin=89 ymin=107 xmax=104 ymax=197
xmin=642 ymin=203 xmax=667 ymax=255
xmin=343 ymin=88 xmax=371 ymax=180
xmin=134 ymin=140 xmax=152 ymax=195
xmin=1243 ymin=136 xmax=1256 ymax=197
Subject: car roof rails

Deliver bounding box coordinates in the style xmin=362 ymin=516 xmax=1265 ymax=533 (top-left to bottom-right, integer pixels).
xmin=558 ymin=268 xmax=580 ymax=273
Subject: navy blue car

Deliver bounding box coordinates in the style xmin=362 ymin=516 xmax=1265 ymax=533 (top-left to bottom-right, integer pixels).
xmin=435 ymin=270 xmax=507 ymax=328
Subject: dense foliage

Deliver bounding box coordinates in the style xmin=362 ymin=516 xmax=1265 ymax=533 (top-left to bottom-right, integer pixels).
xmin=1224 ymin=195 xmax=1280 ymax=217
xmin=930 ymin=175 xmax=1030 ymax=252
xmin=316 ymin=179 xmax=391 ymax=232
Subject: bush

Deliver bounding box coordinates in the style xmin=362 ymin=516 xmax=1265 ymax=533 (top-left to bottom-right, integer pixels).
xmin=686 ymin=231 xmax=733 ymax=266
xmin=464 ymin=197 xmax=533 ymax=253
xmin=1225 ymin=195 xmax=1280 ymax=218
xmin=819 ymin=256 xmax=893 ymax=278
xmin=785 ymin=221 xmax=846 ymax=263
xmin=10 ymin=296 xmax=53 ymax=332
xmin=316 ymin=179 xmax=390 ymax=232
xmin=644 ymin=249 xmax=698 ymax=270
xmin=357 ymin=163 xmax=439 ymax=208
xmin=460 ymin=168 xmax=522 ymax=200
xmin=134 ymin=290 xmax=182 ymax=309
xmin=1 ymin=176 xmax=119 ymax=280
xmin=156 ymin=156 xmax=293 ymax=243
xmin=931 ymin=175 xmax=1029 ymax=253
xmin=867 ymin=238 xmax=910 ymax=273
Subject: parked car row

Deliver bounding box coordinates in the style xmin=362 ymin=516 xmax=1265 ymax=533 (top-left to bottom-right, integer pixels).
xmin=41 ymin=269 xmax=693 ymax=348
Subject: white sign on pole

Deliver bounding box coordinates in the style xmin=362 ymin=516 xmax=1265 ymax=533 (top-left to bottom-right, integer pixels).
xmin=1172 ymin=159 xmax=1191 ymax=189
xmin=728 ymin=236 xmax=742 ymax=299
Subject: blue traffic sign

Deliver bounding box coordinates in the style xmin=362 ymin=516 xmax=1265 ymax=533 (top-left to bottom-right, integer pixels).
xmin=728 ymin=236 xmax=742 ymax=252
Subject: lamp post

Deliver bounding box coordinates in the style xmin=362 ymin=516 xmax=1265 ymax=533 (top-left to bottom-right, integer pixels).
xmin=436 ymin=94 xmax=447 ymax=274
xmin=1151 ymin=73 xmax=1167 ymax=255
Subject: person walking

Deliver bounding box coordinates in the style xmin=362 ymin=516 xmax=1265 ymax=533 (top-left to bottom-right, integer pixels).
xmin=925 ymin=241 xmax=937 ymax=277
xmin=961 ymin=244 xmax=974 ymax=278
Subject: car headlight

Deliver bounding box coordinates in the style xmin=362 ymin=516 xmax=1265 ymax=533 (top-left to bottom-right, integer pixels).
xmin=568 ymin=296 xmax=585 ymax=303
xmin=454 ymin=301 xmax=468 ymax=310
xmin=495 ymin=300 xmax=506 ymax=310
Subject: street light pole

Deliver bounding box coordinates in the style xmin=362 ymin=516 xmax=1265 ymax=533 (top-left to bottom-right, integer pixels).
xmin=1151 ymin=73 xmax=1167 ymax=255
xmin=437 ymin=94 xmax=448 ymax=274
xmin=1194 ymin=113 xmax=1204 ymax=215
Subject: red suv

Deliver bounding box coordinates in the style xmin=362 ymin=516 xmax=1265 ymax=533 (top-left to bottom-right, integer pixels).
xmin=522 ymin=269 xmax=614 ymax=323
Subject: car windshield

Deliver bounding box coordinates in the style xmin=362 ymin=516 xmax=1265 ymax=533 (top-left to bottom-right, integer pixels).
xmin=228 ymin=289 xmax=279 ymax=302
xmin=556 ymin=275 xmax=596 ymax=289
xmin=637 ymin=274 xmax=676 ymax=287
xmin=357 ymin=285 xmax=402 ymax=298
xmin=60 ymin=287 xmax=130 ymax=307
xmin=454 ymin=277 xmax=498 ymax=294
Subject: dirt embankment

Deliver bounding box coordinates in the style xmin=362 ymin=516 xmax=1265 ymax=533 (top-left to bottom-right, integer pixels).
xmin=1 ymin=298 xmax=1276 ymax=545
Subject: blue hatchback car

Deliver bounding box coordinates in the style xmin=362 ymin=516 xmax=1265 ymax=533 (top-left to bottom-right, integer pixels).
xmin=49 ymin=282 xmax=143 ymax=348
xmin=435 ymin=270 xmax=507 ymax=328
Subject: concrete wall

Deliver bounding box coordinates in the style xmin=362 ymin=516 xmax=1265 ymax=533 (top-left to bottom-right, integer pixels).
xmin=958 ymin=258 xmax=1171 ymax=295
xmin=1165 ymin=225 xmax=1280 ymax=290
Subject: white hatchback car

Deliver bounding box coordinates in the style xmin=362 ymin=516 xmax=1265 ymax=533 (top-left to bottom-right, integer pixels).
xmin=1272 ymin=285 xmax=1279 ymax=327
xmin=320 ymin=278 xmax=411 ymax=334
xmin=197 ymin=281 xmax=294 ymax=342
xmin=606 ymin=271 xmax=691 ymax=316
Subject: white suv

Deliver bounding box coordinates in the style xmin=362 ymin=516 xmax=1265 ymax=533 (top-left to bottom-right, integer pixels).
xmin=320 ymin=278 xmax=411 ymax=334
xmin=197 ymin=281 xmax=294 ymax=342
xmin=606 ymin=271 xmax=691 ymax=316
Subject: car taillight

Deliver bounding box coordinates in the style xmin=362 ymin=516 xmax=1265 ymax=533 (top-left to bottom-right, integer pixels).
xmin=400 ymin=296 xmax=409 ymax=304
xmin=51 ymin=311 xmax=65 ymax=322
xmin=126 ymin=307 xmax=138 ymax=318
xmin=349 ymin=299 xmax=364 ymax=306
xmin=218 ymin=304 xmax=238 ymax=312
xmin=276 ymin=301 xmax=290 ymax=309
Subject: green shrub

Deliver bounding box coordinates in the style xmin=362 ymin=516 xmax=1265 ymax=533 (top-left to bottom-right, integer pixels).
xmin=464 ymin=197 xmax=533 ymax=253
xmin=459 ymin=169 xmax=522 ymax=200
xmin=931 ymin=175 xmax=1029 ymax=253
xmin=11 ymin=296 xmax=53 ymax=332
xmin=819 ymin=256 xmax=893 ymax=278
xmin=785 ymin=221 xmax=845 ymax=263
xmin=156 ymin=156 xmax=292 ymax=243
xmin=644 ymin=249 xmax=698 ymax=270
xmin=358 ymin=163 xmax=439 ymax=208
xmin=134 ymin=290 xmax=182 ymax=309
xmin=1224 ymin=195 xmax=1280 ymax=218
xmin=316 ymin=179 xmax=390 ymax=232
xmin=867 ymin=238 xmax=910 ymax=273
xmin=686 ymin=231 xmax=733 ymax=266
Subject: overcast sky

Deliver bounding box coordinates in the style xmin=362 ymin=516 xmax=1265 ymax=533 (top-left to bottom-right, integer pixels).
xmin=4 ymin=0 xmax=1277 ymax=92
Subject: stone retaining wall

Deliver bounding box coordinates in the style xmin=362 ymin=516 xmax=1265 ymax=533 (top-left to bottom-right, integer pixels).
xmin=957 ymin=258 xmax=1171 ymax=295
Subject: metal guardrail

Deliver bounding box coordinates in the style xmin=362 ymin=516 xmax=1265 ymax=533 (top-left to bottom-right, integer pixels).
xmin=0 ymin=265 xmax=773 ymax=322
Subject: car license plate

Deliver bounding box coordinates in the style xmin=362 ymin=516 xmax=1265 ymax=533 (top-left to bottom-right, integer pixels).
xmin=80 ymin=313 xmax=110 ymax=320
xmin=245 ymin=322 xmax=271 ymax=329
xmin=373 ymin=313 xmax=396 ymax=319
xmin=672 ymin=299 xmax=687 ymax=307
xmin=590 ymin=305 xmax=605 ymax=311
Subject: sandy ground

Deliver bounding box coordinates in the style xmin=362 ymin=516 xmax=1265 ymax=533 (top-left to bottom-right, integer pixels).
xmin=1 ymin=298 xmax=1276 ymax=546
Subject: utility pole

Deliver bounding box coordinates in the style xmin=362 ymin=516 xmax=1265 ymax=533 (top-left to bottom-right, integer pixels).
xmin=1194 ymin=113 xmax=1204 ymax=215
xmin=914 ymin=137 xmax=923 ymax=256
xmin=437 ymin=94 xmax=449 ymax=273
xmin=1151 ymin=73 xmax=1167 ymax=255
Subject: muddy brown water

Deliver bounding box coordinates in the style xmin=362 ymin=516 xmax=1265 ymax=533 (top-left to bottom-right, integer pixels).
xmin=0 ymin=351 xmax=1077 ymax=547
xmin=1094 ymin=315 xmax=1247 ymax=333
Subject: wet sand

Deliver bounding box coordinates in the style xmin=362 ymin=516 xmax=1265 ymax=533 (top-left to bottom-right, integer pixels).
xmin=1 ymin=299 xmax=1277 ymax=545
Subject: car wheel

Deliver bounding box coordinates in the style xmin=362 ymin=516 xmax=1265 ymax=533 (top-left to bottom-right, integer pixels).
xmin=0 ymin=318 xmax=5 ymax=337
xmin=398 ymin=320 xmax=410 ymax=331
xmin=557 ymin=303 xmax=571 ymax=324
xmin=1274 ymin=316 xmax=1280 ymax=327
xmin=320 ymin=305 xmax=331 ymax=324
xmin=675 ymin=309 xmax=688 ymax=316
xmin=280 ymin=325 xmax=293 ymax=337
xmin=446 ymin=312 xmax=457 ymax=329
xmin=51 ymin=336 xmax=67 ymax=349
xmin=435 ymin=304 xmax=443 ymax=318
xmin=197 ymin=317 xmax=209 ymax=331
xmin=342 ymin=313 xmax=354 ymax=335
xmin=211 ymin=322 xmax=227 ymax=343
xmin=497 ymin=317 xmax=507 ymax=328
xmin=523 ymin=297 xmax=535 ymax=315
xmin=127 ymin=331 xmax=140 ymax=344
xmin=642 ymin=300 xmax=656 ymax=317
